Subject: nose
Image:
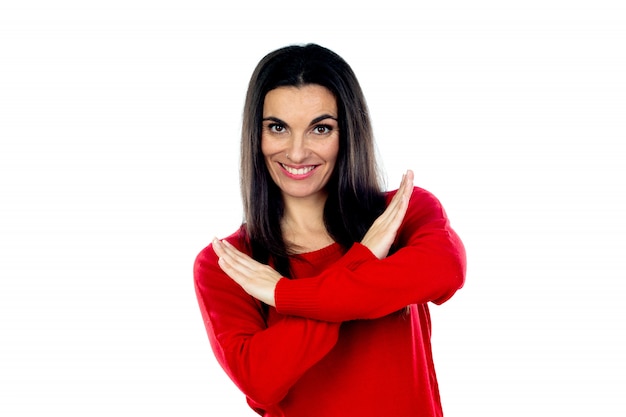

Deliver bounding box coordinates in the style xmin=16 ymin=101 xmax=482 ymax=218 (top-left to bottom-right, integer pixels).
xmin=286 ymin=134 xmax=308 ymax=162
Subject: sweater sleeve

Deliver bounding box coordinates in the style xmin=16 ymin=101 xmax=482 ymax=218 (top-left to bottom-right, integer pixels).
xmin=275 ymin=187 xmax=466 ymax=322
xmin=194 ymin=237 xmax=340 ymax=409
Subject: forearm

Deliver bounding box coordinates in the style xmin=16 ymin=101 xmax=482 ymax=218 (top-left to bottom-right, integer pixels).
xmin=275 ymin=229 xmax=466 ymax=322
xmin=195 ymin=250 xmax=340 ymax=406
xmin=210 ymin=312 xmax=339 ymax=406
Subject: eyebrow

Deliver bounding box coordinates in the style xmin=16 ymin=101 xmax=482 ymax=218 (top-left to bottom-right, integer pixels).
xmin=262 ymin=114 xmax=338 ymax=127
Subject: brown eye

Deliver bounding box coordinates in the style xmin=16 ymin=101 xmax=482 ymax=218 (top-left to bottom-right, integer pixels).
xmin=313 ymin=125 xmax=332 ymax=135
xmin=268 ymin=123 xmax=285 ymax=133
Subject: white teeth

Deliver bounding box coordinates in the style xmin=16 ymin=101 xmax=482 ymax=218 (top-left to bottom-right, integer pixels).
xmin=281 ymin=164 xmax=315 ymax=175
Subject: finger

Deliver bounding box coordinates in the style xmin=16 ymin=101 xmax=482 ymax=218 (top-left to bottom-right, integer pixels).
xmin=405 ymin=169 xmax=414 ymax=183
xmin=387 ymin=172 xmax=412 ymax=218
xmin=212 ymin=237 xmax=226 ymax=257
xmin=392 ymin=171 xmax=412 ymax=206
xmin=397 ymin=170 xmax=413 ymax=199
xmin=213 ymin=239 xmax=255 ymax=278
xmin=219 ymin=240 xmax=261 ymax=271
xmin=374 ymin=199 xmax=404 ymax=229
xmin=383 ymin=171 xmax=413 ymax=224
xmin=403 ymin=169 xmax=414 ymax=195
xmin=219 ymin=250 xmax=254 ymax=277
xmin=381 ymin=173 xmax=411 ymax=221
xmin=380 ymin=186 xmax=404 ymax=220
xmin=214 ymin=239 xmax=247 ymax=265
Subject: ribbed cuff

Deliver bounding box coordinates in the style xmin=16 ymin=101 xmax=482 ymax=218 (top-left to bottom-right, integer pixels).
xmin=333 ymin=243 xmax=377 ymax=269
xmin=275 ymin=277 xmax=324 ymax=318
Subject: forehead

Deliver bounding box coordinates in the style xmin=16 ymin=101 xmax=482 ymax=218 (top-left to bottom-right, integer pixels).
xmin=263 ymin=84 xmax=337 ymax=117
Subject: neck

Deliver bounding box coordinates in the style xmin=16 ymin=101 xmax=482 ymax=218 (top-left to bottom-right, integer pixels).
xmin=281 ymin=192 xmax=334 ymax=253
xmin=281 ymin=192 xmax=327 ymax=231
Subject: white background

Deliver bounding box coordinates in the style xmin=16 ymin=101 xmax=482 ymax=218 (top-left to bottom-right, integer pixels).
xmin=1 ymin=0 xmax=625 ymax=415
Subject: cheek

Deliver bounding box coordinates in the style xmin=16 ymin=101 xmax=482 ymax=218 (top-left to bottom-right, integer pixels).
xmin=260 ymin=135 xmax=280 ymax=159
xmin=324 ymin=138 xmax=340 ymax=165
xmin=260 ymin=137 xmax=279 ymax=177
xmin=260 ymin=136 xmax=270 ymax=157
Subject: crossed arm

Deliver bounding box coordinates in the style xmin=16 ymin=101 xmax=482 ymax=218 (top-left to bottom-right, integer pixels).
xmin=196 ymin=169 xmax=465 ymax=406
xmin=212 ymin=170 xmax=416 ymax=307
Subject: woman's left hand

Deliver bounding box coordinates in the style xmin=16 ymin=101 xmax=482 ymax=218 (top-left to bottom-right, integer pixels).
xmin=361 ymin=169 xmax=414 ymax=259
xmin=212 ymin=238 xmax=282 ymax=306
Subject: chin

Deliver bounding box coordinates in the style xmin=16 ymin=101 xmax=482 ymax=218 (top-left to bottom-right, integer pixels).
xmin=281 ymin=186 xmax=326 ymax=200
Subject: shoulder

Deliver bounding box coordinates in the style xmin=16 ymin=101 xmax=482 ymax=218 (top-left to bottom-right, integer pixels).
xmin=385 ymin=186 xmax=447 ymax=220
xmin=194 ymin=226 xmax=250 ymax=277
xmin=386 ymin=186 xmax=453 ymax=247
xmin=193 ymin=226 xmax=266 ymax=327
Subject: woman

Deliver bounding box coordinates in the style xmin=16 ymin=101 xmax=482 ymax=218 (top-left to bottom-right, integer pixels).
xmin=194 ymin=43 xmax=466 ymax=416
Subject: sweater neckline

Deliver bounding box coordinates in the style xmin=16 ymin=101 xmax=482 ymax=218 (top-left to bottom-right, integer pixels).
xmin=291 ymin=242 xmax=343 ymax=262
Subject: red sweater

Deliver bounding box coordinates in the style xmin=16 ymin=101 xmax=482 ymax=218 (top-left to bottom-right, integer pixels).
xmin=194 ymin=187 xmax=466 ymax=416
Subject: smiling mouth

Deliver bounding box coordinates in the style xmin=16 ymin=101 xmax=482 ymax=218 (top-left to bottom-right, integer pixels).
xmin=280 ymin=163 xmax=317 ymax=175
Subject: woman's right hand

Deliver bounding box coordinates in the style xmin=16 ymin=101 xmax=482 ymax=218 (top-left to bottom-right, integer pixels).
xmin=360 ymin=170 xmax=414 ymax=259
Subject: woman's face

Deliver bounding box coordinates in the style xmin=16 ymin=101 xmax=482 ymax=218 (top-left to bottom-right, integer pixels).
xmin=261 ymin=84 xmax=340 ymax=203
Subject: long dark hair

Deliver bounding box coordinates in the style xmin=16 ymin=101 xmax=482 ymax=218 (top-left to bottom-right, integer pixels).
xmin=240 ymin=43 xmax=386 ymax=276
